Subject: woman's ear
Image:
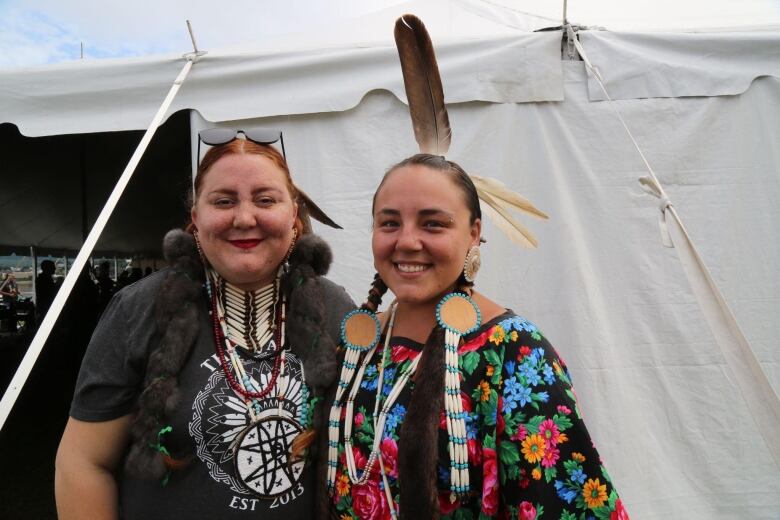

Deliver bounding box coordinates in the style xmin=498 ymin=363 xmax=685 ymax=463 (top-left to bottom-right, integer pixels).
xmin=190 ymin=207 xmax=199 ymax=229
xmin=470 ymin=218 xmax=482 ymax=247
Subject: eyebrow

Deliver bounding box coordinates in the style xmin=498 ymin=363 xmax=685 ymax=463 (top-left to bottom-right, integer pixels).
xmin=207 ymin=187 xmax=283 ymax=196
xmin=375 ymin=208 xmax=455 ymax=219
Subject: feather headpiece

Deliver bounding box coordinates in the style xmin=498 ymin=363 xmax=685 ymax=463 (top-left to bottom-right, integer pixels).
xmin=393 ymin=14 xmax=548 ymax=247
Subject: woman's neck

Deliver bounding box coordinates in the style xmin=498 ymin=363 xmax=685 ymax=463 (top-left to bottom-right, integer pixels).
xmin=389 ymin=290 xmax=505 ymax=343
xmin=211 ymin=268 xmax=275 ymax=294
xmin=389 ymin=302 xmax=436 ymax=344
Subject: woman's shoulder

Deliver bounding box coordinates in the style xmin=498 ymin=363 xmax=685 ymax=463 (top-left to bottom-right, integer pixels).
xmin=316 ymin=276 xmax=356 ymax=313
xmin=106 ymin=268 xmax=173 ymax=309
xmin=487 ymin=312 xmax=546 ymax=343
xmin=317 ymin=276 xmax=352 ymax=300
xmin=314 ymin=276 xmax=357 ymax=338
xmin=465 ymin=311 xmax=547 ymax=348
xmin=460 ymin=311 xmax=567 ymax=379
xmin=101 ymin=267 xmax=189 ymax=324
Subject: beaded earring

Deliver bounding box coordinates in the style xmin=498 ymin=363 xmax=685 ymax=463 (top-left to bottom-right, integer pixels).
xmin=462 ymin=245 xmax=481 ymax=283
xmin=193 ymin=229 xmax=206 ymax=263
xmin=436 ymin=292 xmax=481 ymax=498
xmin=283 ymin=227 xmax=298 ymax=269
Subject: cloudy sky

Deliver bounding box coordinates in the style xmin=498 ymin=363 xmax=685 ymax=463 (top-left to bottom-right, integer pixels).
xmin=1 ymin=0 xmax=779 ymax=69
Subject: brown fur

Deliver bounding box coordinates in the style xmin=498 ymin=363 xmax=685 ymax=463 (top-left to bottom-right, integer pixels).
xmin=126 ymin=229 xmax=338 ymax=480
xmin=397 ymin=326 xmax=446 ymax=519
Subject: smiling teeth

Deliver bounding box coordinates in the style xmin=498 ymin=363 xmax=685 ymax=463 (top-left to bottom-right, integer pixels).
xmin=397 ymin=264 xmax=427 ymax=273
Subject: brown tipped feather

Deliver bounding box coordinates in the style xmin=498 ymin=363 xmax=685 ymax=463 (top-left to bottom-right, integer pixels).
xmin=394 ymin=14 xmax=451 ymax=155
xmin=296 ymin=186 xmax=342 ymax=229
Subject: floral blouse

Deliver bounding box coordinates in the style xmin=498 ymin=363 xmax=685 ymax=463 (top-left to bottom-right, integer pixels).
xmin=330 ymin=312 xmax=629 ymax=520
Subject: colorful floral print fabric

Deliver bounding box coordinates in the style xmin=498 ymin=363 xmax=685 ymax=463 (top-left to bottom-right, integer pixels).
xmin=331 ymin=312 xmax=628 ymax=520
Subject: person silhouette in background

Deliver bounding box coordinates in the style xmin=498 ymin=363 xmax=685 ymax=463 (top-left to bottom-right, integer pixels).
xmin=36 ymin=260 xmax=59 ymax=321
xmin=95 ymin=262 xmax=115 ymax=317
xmin=1 ymin=272 xmax=19 ymax=333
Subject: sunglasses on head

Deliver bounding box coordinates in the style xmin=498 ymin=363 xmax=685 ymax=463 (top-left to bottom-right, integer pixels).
xmin=197 ymin=127 xmax=286 ymax=161
xmin=195 ymin=127 xmax=343 ymax=230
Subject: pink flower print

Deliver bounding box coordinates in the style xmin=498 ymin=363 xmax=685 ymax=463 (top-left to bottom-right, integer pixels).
xmin=538 ymin=419 xmax=561 ymax=446
xmin=519 ymin=501 xmax=537 ymax=520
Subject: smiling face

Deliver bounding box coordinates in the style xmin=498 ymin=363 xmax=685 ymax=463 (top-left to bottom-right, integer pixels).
xmin=372 ymin=164 xmax=481 ymax=307
xmin=191 ymin=152 xmax=298 ymax=290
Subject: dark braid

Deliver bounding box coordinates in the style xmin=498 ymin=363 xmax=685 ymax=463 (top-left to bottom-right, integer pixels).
xmin=361 ymin=273 xmax=388 ymax=312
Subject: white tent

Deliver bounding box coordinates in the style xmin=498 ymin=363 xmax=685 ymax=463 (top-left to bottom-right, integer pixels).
xmin=1 ymin=1 xmax=779 ymax=517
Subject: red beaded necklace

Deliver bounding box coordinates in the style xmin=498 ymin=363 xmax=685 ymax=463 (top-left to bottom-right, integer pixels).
xmin=209 ymin=279 xmax=285 ymax=400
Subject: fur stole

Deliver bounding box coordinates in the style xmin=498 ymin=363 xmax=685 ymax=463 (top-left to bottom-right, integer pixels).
xmin=125 ymin=229 xmax=338 ymax=479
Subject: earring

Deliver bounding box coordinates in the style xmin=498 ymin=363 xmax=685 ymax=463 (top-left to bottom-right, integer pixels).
xmin=462 ymin=245 xmax=481 ymax=283
xmin=193 ymin=229 xmax=208 ymax=265
xmin=284 ymin=227 xmax=298 ymax=264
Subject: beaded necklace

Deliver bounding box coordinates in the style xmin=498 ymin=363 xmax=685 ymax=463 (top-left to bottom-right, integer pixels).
xmin=206 ymin=268 xmax=307 ymax=497
xmin=208 ymin=269 xmax=285 ymax=412
xmin=341 ymin=304 xmax=423 ymax=485
xmin=327 ymin=292 xmax=481 ymax=504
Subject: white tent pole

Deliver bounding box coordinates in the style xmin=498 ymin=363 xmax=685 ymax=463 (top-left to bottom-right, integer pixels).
xmin=0 ymin=50 xmax=203 ymax=432
xmin=567 ymin=25 xmax=780 ymax=469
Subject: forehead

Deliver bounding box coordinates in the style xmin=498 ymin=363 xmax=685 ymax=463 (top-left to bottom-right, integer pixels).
xmin=201 ymin=153 xmax=289 ymax=189
xmin=375 ymin=165 xmax=469 ymax=212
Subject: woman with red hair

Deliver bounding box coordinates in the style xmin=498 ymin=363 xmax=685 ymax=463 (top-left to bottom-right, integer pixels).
xmin=56 ymin=130 xmax=354 ymax=519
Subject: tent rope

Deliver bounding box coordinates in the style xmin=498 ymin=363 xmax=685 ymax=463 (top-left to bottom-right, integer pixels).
xmin=566 ymin=23 xmax=780 ymax=470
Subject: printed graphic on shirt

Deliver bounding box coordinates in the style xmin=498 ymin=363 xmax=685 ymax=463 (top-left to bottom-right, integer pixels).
xmin=189 ymin=346 xmax=306 ymax=500
xmin=234 ymin=416 xmax=304 ymax=496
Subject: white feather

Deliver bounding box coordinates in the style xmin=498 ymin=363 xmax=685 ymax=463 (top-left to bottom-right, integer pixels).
xmin=470 ymin=174 xmax=549 ymax=220
xmin=477 ymin=189 xmax=539 ymax=248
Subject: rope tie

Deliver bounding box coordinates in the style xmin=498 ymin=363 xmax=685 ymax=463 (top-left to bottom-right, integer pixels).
xmin=570 ymin=24 xmax=676 ymax=249
xmin=639 ymin=176 xmax=674 ymax=248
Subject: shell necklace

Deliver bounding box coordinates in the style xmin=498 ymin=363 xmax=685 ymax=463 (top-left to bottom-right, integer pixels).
xmin=206 ymin=269 xmax=306 ymax=498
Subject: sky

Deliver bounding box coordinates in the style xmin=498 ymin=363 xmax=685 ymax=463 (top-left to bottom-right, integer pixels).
xmin=1 ymin=0 xmax=779 ymax=69
xmin=0 ymin=0 xmax=409 ymax=68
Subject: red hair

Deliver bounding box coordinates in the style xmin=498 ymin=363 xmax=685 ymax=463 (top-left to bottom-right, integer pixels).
xmin=191 ymin=139 xmax=308 ymax=236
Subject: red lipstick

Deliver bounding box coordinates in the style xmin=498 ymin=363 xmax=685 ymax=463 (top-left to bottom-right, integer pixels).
xmin=230 ymin=239 xmax=261 ymax=249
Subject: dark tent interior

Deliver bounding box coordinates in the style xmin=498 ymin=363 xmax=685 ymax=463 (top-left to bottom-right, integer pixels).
xmin=0 ymin=110 xmax=192 ymax=518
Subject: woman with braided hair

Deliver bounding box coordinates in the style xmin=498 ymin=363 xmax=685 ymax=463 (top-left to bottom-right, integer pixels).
xmin=324 ymin=154 xmax=629 ymax=519
xmin=55 ymin=130 xmax=354 ymax=519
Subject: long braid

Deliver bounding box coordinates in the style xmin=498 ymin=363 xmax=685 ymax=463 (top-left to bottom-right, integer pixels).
xmin=361 ymin=273 xmax=388 ymax=312
xmin=125 ymin=230 xmax=203 ymax=479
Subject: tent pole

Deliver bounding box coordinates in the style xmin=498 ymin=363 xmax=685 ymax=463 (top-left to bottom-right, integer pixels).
xmin=80 ymin=135 xmax=88 ymax=241
xmin=0 ymin=50 xmax=204 ymax=431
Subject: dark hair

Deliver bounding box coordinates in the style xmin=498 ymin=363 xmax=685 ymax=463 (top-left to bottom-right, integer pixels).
xmin=362 ymin=154 xmax=481 ymax=310
xmin=371 ymin=153 xmax=481 ymax=224
xmin=189 ymin=139 xmax=309 ymax=237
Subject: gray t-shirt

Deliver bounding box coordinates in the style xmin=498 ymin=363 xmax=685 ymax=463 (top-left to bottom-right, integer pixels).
xmin=71 ymin=269 xmax=355 ymax=519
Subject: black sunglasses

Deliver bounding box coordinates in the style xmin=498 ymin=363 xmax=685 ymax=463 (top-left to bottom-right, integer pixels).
xmin=197 ymin=127 xmax=286 ymax=161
